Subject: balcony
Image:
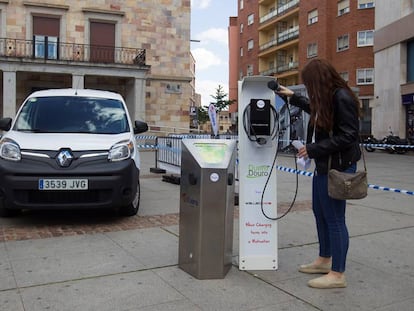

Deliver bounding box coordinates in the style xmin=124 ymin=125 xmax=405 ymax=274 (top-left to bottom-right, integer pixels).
xmin=0 ymin=38 xmax=146 ymax=66
xmin=259 ymin=26 xmax=299 ymax=51
xmin=261 ymin=67 xmax=276 ymax=76
xmin=260 ymin=61 xmax=298 ymax=76
xmin=277 ymin=61 xmax=298 ymax=73
xmin=278 ymin=26 xmax=299 ymax=44
xmin=260 ymin=0 xmax=300 ymax=24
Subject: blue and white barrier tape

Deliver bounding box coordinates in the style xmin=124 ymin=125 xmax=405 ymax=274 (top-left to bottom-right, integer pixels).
xmin=362 ymin=143 xmax=414 ymax=149
xmin=135 ymin=135 xmax=158 ymax=140
xmin=137 ymin=143 xmax=414 ymax=150
xmin=367 ymin=185 xmax=414 ymax=196
xmin=276 ymin=165 xmax=314 ymax=177
xmin=276 ymin=165 xmax=414 ymax=196
xmin=137 ymin=144 xmax=157 ymax=149
xmin=137 ymin=140 xmax=413 ymax=196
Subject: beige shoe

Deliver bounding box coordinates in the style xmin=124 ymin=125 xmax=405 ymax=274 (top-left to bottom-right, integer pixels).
xmin=298 ymin=262 xmax=331 ymax=274
xmin=307 ymin=274 xmax=347 ymax=289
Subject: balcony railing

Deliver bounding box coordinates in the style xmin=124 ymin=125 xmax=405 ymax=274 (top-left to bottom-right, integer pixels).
xmin=259 ymin=26 xmax=299 ymax=51
xmin=260 ymin=67 xmax=276 ymax=76
xmin=277 ymin=61 xmax=298 ymax=73
xmin=260 ymin=38 xmax=278 ymax=51
xmin=278 ymin=26 xmax=299 ymax=44
xmin=260 ymin=0 xmax=300 ymax=24
xmin=260 ymin=61 xmax=298 ymax=76
xmin=0 ymin=38 xmax=146 ymax=66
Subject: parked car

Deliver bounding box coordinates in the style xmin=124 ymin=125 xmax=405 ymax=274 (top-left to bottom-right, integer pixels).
xmin=0 ymin=88 xmax=148 ymax=217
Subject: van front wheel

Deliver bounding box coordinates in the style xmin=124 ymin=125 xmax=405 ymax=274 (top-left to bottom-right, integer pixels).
xmin=119 ymin=181 xmax=140 ymax=217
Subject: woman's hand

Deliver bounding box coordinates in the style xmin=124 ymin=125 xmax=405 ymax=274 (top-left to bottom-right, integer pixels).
xmin=276 ymin=85 xmax=294 ymax=97
xmin=297 ymin=146 xmax=308 ymax=159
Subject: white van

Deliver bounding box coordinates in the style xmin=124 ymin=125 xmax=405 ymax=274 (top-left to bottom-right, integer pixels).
xmin=0 ymin=89 xmax=148 ymax=217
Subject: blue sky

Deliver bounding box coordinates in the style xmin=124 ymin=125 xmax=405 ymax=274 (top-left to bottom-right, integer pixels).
xmin=190 ymin=0 xmax=237 ymax=107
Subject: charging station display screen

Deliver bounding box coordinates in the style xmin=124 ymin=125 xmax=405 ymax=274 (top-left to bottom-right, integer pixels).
xmin=193 ymin=143 xmax=227 ymax=164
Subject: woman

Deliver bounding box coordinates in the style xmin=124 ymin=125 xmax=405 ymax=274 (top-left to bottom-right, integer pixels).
xmin=277 ymin=58 xmax=361 ymax=289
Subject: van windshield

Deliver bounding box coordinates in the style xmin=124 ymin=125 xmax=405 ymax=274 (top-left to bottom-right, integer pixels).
xmin=14 ymin=96 xmax=130 ymax=134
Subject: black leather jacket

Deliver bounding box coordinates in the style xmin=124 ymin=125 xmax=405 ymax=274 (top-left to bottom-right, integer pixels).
xmin=289 ymin=88 xmax=361 ymax=175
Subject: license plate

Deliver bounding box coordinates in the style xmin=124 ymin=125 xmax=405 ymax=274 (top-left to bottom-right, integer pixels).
xmin=38 ymin=179 xmax=88 ymax=190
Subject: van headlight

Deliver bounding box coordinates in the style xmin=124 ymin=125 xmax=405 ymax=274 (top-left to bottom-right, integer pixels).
xmin=108 ymin=140 xmax=134 ymax=162
xmin=0 ymin=138 xmax=21 ymax=161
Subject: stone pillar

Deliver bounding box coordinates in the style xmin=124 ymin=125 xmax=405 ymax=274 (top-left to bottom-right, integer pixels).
xmin=3 ymin=71 xmax=17 ymax=118
xmin=126 ymin=78 xmax=146 ymax=121
xmin=72 ymin=74 xmax=85 ymax=89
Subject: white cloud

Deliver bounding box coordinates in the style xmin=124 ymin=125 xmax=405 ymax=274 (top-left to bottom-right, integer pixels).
xmin=196 ymin=79 xmax=229 ymax=107
xmin=191 ymin=0 xmax=212 ymax=9
xmin=197 ymin=28 xmax=228 ymax=45
xmin=191 ymin=47 xmax=223 ymax=70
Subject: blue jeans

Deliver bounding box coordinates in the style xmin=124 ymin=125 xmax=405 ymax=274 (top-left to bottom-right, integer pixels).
xmin=312 ymin=164 xmax=356 ymax=272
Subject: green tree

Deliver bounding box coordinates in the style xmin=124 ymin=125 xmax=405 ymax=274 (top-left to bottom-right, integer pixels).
xmin=210 ymin=85 xmax=235 ymax=112
xmin=196 ymin=85 xmax=236 ymax=130
xmin=197 ymin=106 xmax=209 ymax=125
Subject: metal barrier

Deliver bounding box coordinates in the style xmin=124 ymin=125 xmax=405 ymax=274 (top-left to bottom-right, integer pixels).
xmin=145 ymin=134 xmax=238 ymax=174
xmin=154 ymin=136 xmax=182 ymax=174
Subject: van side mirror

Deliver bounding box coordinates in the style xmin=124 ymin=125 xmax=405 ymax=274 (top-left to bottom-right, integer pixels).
xmin=0 ymin=118 xmax=12 ymax=131
xmin=133 ymin=120 xmax=148 ymax=134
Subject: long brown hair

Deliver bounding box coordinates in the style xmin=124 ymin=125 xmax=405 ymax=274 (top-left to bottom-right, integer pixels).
xmin=301 ymin=58 xmax=359 ymax=131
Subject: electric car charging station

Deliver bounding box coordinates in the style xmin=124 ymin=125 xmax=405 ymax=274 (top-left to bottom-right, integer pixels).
xmin=178 ymin=139 xmax=237 ymax=279
xmin=238 ymin=76 xmax=278 ymax=271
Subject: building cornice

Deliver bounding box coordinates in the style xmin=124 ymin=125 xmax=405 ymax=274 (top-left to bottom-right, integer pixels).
xmin=23 ymin=1 xmax=69 ymax=10
xmin=82 ymin=7 xmax=125 ymax=17
xmin=149 ymin=75 xmax=192 ymax=83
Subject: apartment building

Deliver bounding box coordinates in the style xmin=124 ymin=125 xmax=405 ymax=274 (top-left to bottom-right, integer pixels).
xmin=373 ymin=0 xmax=414 ymax=141
xmin=0 ymin=0 xmax=192 ymax=130
xmin=230 ymin=0 xmax=374 ymax=135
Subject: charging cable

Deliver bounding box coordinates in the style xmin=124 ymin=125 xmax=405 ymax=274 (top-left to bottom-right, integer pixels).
xmin=259 ymin=101 xmax=300 ymax=221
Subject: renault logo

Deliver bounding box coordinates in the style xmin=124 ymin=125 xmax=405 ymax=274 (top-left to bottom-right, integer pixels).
xmin=57 ymin=149 xmax=74 ymax=167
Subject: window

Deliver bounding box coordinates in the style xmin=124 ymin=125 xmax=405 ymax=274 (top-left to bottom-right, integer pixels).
xmin=247 ymin=14 xmax=254 ymax=25
xmin=408 ymin=40 xmax=414 ymax=82
xmin=15 ymin=96 xmax=129 ymax=134
xmin=240 ymin=23 xmax=244 ymax=33
xmin=337 ymin=34 xmax=349 ymax=51
xmin=357 ymin=68 xmax=374 ymax=84
xmin=240 ymin=47 xmax=243 ymax=57
xmin=338 ymin=0 xmax=350 ymax=16
xmin=307 ymin=43 xmax=318 ymax=58
xmin=358 ymin=30 xmax=374 ymax=46
xmin=247 ymin=64 xmax=253 ymax=76
xmin=34 ymin=35 xmax=58 ymax=59
xmin=358 ymin=0 xmax=375 ymax=9
xmin=308 ymin=9 xmax=318 ymax=25
xmin=339 ymin=72 xmax=349 ymax=82
xmin=247 ymin=39 xmax=254 ymax=50
xmin=360 ymin=98 xmax=372 ymax=134
xmin=240 ymin=0 xmax=244 ymax=10
xmin=33 ymin=16 xmax=60 ymax=60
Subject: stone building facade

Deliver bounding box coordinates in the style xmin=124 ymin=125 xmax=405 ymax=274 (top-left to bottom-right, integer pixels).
xmin=0 ymin=0 xmax=192 ymax=130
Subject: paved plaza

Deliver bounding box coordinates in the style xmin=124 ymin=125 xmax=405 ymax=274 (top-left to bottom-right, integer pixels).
xmin=0 ymin=150 xmax=413 ymax=310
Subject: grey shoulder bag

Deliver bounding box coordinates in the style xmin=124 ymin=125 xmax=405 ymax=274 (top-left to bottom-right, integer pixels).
xmin=327 ymin=136 xmax=368 ymax=200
